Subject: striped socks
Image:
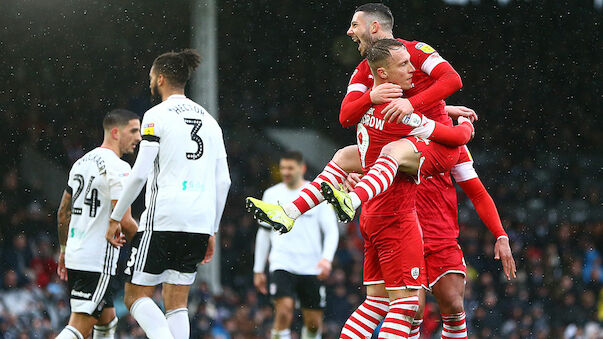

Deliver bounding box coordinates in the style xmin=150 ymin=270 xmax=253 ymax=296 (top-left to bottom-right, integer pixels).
xmin=441 ymin=312 xmax=467 ymax=339
xmin=408 ymin=318 xmax=422 ymax=339
xmin=378 ymin=296 xmax=419 ymax=339
xmin=286 ymin=161 xmax=348 ymax=218
xmin=340 ymin=296 xmax=390 ymax=339
xmin=350 ymin=155 xmax=398 ymax=209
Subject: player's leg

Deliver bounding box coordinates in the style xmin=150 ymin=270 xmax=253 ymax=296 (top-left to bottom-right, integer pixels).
xmin=246 ymin=145 xmax=361 ymax=232
xmin=301 ymin=309 xmax=323 ymax=339
xmin=163 ymin=283 xmax=192 ymax=339
xmin=273 ymin=297 xmax=295 ymax=339
xmin=93 ymin=307 xmax=118 ymax=339
xmin=58 ymin=269 xmax=115 ymax=339
xmin=343 ymin=139 xmax=420 ymax=212
xmin=270 ymin=270 xmax=296 ymax=339
xmin=376 ymin=215 xmax=425 ymax=338
xmin=432 ymin=274 xmax=467 ymax=339
xmin=323 ymin=139 xmax=459 ymax=222
xmin=425 ymin=243 xmax=468 ymax=339
xmin=298 ymin=274 xmax=327 ymax=339
xmin=409 ymin=289 xmax=425 ymax=339
xmin=56 ymin=313 xmax=97 ymax=339
xmin=340 ymin=223 xmax=390 ymax=339
xmin=381 ymin=289 xmax=420 ymax=339
xmin=123 ymin=231 xmax=174 ymax=339
xmin=125 ymin=283 xmax=174 ymax=339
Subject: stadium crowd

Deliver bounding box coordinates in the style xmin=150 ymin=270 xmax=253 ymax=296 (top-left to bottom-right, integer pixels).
xmin=0 ymin=1 xmax=601 ymax=338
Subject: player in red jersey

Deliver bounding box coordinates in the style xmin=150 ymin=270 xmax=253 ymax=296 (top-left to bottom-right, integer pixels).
xmin=247 ymin=4 xmax=515 ymax=337
xmin=331 ymin=39 xmax=476 ymax=339
xmin=339 ymin=4 xmax=516 ymax=339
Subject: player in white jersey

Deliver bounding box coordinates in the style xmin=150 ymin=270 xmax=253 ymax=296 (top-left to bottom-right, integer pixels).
xmin=253 ymin=152 xmax=339 ymax=339
xmin=108 ymin=49 xmax=231 ymax=339
xmin=55 ymin=109 xmax=141 ymax=339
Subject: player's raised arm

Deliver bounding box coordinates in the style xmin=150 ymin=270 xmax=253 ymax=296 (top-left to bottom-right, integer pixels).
xmin=56 ymin=189 xmax=72 ymax=281
xmin=382 ymin=42 xmax=463 ymax=122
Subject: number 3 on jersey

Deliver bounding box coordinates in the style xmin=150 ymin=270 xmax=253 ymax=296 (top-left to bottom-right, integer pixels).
xmin=184 ymin=118 xmax=204 ymax=160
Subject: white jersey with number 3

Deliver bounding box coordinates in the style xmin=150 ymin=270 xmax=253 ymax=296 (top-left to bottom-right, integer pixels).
xmin=65 ymin=148 xmax=131 ymax=275
xmin=139 ymin=94 xmax=227 ymax=234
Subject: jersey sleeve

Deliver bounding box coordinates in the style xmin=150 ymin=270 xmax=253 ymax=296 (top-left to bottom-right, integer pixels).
xmin=140 ymin=109 xmax=162 ymax=146
xmin=408 ymin=41 xmax=447 ymax=76
xmin=215 ymin=125 xmax=227 ymax=159
xmin=406 ymin=41 xmax=463 ymax=110
xmin=340 ymin=61 xmax=374 ymax=127
xmin=107 ymin=163 xmax=132 ymax=200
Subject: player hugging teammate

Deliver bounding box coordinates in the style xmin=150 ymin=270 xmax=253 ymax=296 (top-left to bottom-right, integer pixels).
xmin=247 ymin=3 xmax=516 ymax=339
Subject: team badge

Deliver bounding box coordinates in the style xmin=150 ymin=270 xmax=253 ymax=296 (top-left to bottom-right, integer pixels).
xmin=411 ymin=267 xmax=420 ymax=280
xmin=415 ymin=42 xmax=435 ymax=54
xmin=143 ymin=123 xmax=155 ymax=136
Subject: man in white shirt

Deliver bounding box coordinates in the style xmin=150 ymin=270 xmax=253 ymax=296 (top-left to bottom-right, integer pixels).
xmin=253 ymin=151 xmax=339 ymax=339
xmin=55 ymin=109 xmax=141 ymax=339
xmin=107 ymin=49 xmax=231 ymax=339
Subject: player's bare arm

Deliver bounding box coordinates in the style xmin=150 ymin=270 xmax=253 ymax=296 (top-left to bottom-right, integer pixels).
xmin=57 ymin=189 xmax=72 ymax=281
xmin=495 ymin=236 xmax=517 ymax=280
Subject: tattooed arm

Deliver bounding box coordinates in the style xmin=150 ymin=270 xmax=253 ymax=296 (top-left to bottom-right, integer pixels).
xmin=57 ymin=190 xmax=72 ymax=281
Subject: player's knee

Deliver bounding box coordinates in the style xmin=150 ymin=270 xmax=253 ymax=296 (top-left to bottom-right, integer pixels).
xmin=275 ymin=305 xmax=294 ymax=320
xmin=414 ymin=301 xmax=425 ymax=319
xmin=448 ymin=298 xmax=465 ymax=314
xmin=305 ymin=320 xmax=321 ymax=333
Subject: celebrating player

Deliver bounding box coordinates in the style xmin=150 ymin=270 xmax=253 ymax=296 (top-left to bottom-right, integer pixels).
xmin=55 ymin=109 xmax=141 ymax=339
xmin=107 ymin=49 xmax=231 ymax=339
xmin=248 ymin=3 xmax=515 ymax=339
xmin=253 ymin=151 xmax=339 ymax=339
xmin=328 ymin=39 xmax=478 ymax=339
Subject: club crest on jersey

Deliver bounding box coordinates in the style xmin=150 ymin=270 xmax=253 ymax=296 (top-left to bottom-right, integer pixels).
xmin=411 ymin=267 xmax=420 ymax=280
xmin=415 ymin=42 xmax=435 ymax=54
xmin=143 ymin=123 xmax=155 ymax=136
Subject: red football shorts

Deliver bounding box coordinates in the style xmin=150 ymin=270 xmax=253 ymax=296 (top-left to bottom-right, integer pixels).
xmin=360 ymin=212 xmax=426 ymax=290
xmin=403 ymin=137 xmax=460 ymax=181
xmin=423 ymin=240 xmax=467 ymax=289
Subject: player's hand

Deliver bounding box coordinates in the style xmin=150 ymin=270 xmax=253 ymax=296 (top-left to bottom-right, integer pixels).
xmin=457 ymin=116 xmax=475 ymax=140
xmin=201 ymin=235 xmax=216 ymax=264
xmin=445 ymin=105 xmax=478 ymax=122
xmin=370 ymin=83 xmax=403 ymax=105
xmin=494 ymin=236 xmax=517 ymax=280
xmin=344 ymin=173 xmax=363 ymax=192
xmin=57 ymin=251 xmax=68 ymax=281
xmin=254 ymin=272 xmax=268 ymax=294
xmin=106 ymin=219 xmax=126 ymax=248
xmin=317 ymin=258 xmax=332 ymax=280
xmin=382 ymin=98 xmax=414 ymax=123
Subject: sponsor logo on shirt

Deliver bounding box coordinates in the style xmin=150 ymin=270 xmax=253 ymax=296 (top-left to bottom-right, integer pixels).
xmin=415 ymin=42 xmax=435 ymax=54
xmin=143 ymin=123 xmax=155 ymax=136
xmin=71 ymin=290 xmax=92 ymax=299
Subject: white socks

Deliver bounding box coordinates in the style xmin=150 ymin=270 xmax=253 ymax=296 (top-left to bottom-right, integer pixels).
xmin=271 ymin=329 xmax=292 ymax=339
xmin=301 ymin=326 xmax=322 ymax=339
xmin=166 ymin=308 xmax=190 ymax=339
xmin=93 ymin=316 xmax=118 ymax=339
xmin=56 ymin=326 xmax=84 ymax=339
xmin=130 ymin=297 xmax=175 ymax=339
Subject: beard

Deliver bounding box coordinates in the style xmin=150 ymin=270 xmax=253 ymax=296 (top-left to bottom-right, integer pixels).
xmin=150 ymin=84 xmax=162 ymax=105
